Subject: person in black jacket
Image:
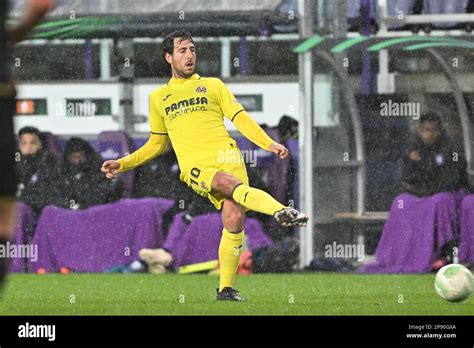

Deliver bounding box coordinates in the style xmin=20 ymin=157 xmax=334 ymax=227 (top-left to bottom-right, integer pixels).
xmin=364 ymin=112 xmax=471 ymax=273
xmin=16 ymin=127 xmax=60 ymax=218
xmin=401 ymin=112 xmax=469 ymax=197
xmin=133 ymin=143 xmax=188 ymax=199
xmin=57 ymin=138 xmax=123 ymax=210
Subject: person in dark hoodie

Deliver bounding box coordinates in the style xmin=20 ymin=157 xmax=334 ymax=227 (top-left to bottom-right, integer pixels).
xmin=401 ymin=112 xmax=469 ymax=197
xmin=364 ymin=112 xmax=470 ymax=274
xmin=57 ymin=138 xmax=123 ymax=210
xmin=16 ymin=127 xmax=60 ymax=217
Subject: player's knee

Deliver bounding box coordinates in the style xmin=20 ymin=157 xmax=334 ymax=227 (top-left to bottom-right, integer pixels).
xmin=212 ymin=172 xmax=242 ymax=197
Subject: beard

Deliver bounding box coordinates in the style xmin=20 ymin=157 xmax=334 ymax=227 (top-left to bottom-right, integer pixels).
xmin=174 ymin=65 xmax=195 ymax=78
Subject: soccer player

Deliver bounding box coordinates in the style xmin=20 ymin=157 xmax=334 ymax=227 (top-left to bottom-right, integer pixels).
xmin=0 ymin=0 xmax=53 ymax=290
xmin=101 ymin=30 xmax=308 ymax=301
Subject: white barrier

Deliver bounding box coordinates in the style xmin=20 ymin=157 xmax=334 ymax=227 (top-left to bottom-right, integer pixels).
xmin=14 ymin=76 xmax=335 ymax=135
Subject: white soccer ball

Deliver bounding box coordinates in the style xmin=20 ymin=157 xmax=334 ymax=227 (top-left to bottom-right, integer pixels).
xmin=434 ymin=264 xmax=473 ymax=303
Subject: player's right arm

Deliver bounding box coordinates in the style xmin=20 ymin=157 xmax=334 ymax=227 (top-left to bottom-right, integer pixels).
xmin=101 ymin=92 xmax=169 ymax=179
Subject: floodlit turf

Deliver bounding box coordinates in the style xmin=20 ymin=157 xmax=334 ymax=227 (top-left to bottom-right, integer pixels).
xmin=0 ymin=273 xmax=473 ymax=315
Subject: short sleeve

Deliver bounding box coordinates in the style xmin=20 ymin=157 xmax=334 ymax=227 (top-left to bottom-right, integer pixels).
xmin=216 ymin=79 xmax=245 ymax=121
xmin=149 ymin=93 xmax=168 ymax=134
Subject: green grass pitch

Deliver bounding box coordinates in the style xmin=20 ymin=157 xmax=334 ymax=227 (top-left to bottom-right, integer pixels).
xmin=1 ymin=273 xmax=472 ymax=315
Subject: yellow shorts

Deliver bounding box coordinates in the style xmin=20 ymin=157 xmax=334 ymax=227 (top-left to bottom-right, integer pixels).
xmin=180 ymin=143 xmax=249 ymax=210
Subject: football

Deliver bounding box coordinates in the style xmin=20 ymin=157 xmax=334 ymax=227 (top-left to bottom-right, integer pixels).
xmin=434 ymin=264 xmax=473 ymax=303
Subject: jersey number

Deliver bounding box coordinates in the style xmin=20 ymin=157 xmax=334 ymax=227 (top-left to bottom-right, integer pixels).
xmin=189 ymin=167 xmax=201 ymax=186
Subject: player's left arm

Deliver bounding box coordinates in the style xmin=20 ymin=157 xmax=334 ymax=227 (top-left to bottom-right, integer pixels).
xmin=217 ymin=79 xmax=288 ymax=159
xmin=232 ymin=111 xmax=288 ymax=159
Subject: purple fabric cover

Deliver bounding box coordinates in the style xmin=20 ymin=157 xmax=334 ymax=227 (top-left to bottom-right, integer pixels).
xmin=29 ymin=198 xmax=173 ymax=273
xmin=459 ymin=194 xmax=474 ymax=263
xmin=164 ymin=212 xmax=273 ymax=270
xmin=9 ymin=203 xmax=37 ymax=273
xmin=363 ymin=192 xmax=460 ymax=273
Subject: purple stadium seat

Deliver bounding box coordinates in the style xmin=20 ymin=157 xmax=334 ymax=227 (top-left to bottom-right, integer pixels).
xmin=385 ymin=0 xmax=418 ymax=29
xmin=347 ymin=0 xmax=363 ymax=19
xmin=97 ymin=131 xmax=135 ymax=198
xmin=42 ymin=131 xmax=62 ymax=160
xmin=423 ymin=0 xmax=469 ymax=27
xmin=347 ymin=0 xmax=378 ymax=31
xmin=347 ymin=1 xmax=378 ymax=19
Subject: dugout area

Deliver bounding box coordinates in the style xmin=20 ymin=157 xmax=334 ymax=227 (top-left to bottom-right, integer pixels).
xmin=294 ymin=35 xmax=474 ymax=263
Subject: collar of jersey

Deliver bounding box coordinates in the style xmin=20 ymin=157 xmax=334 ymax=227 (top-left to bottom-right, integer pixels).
xmin=169 ymin=73 xmax=200 ymax=84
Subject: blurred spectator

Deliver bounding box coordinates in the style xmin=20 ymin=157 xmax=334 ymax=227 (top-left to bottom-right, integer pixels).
xmin=401 ymin=112 xmax=469 ymax=196
xmin=16 ymin=126 xmax=60 ymax=217
xmin=364 ymin=112 xmax=470 ymax=273
xmin=277 ymin=115 xmax=298 ymax=204
xmin=133 ymin=142 xmax=185 ymax=199
xmin=277 ymin=115 xmax=298 ymax=141
xmin=56 ymin=138 xmax=123 ymax=210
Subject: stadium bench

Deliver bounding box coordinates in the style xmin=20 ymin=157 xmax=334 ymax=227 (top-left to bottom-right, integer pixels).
xmin=333 ymin=211 xmax=389 ymax=260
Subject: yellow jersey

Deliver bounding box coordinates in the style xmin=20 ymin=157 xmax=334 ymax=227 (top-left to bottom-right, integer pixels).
xmin=150 ymin=73 xmax=245 ymax=171
xmin=117 ymin=73 xmax=274 ymax=177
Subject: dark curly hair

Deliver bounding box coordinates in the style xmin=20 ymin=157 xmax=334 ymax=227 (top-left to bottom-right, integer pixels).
xmin=162 ymin=30 xmax=195 ymax=65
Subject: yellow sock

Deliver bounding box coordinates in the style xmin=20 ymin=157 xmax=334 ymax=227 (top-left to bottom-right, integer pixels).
xmin=232 ymin=184 xmax=285 ymax=216
xmin=218 ymin=228 xmax=244 ymax=292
